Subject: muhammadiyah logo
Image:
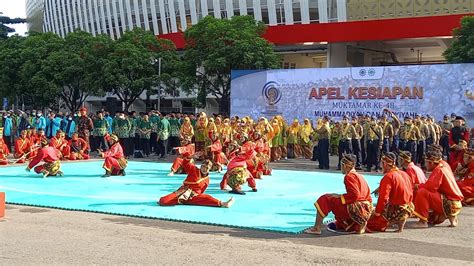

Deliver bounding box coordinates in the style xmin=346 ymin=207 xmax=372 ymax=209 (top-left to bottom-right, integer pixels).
xmin=262 ymin=81 xmax=282 ymax=106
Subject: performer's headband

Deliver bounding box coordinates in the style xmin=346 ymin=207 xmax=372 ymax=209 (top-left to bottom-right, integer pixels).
xmin=341 ymin=154 xmax=356 ymax=167
xmin=381 ymin=152 xmax=396 ymax=165
xmin=425 ymin=150 xmax=442 ymax=163
xmin=399 ymin=151 xmax=412 ymax=162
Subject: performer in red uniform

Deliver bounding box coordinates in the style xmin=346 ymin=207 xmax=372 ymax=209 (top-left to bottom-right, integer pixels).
xmin=29 ymin=128 xmax=47 ymax=159
xmin=220 ymin=138 xmax=258 ymax=195
xmin=412 ymin=149 xmax=464 ymax=228
xmin=448 ymin=116 xmax=469 ymax=169
xmin=449 ymin=140 xmax=468 ymax=170
xmin=252 ymin=131 xmax=272 ymax=177
xmin=168 ymin=137 xmax=195 ymax=176
xmin=98 ymin=134 xmax=128 ymax=177
xmin=25 ymin=139 xmax=63 ymax=178
xmin=455 ymin=149 xmax=474 ymax=205
xmin=0 ymin=128 xmax=10 ymax=165
xmin=68 ymin=133 xmax=89 ymax=160
xmin=305 ymin=154 xmax=373 ymax=235
xmin=159 ymin=159 xmax=235 ymax=208
xmin=14 ymin=130 xmax=32 ymax=163
xmin=398 ymin=150 xmax=426 ymax=199
xmin=208 ymin=131 xmax=227 ymax=172
xmin=50 ymin=130 xmax=70 ymax=160
xmin=366 ymin=152 xmax=414 ymax=233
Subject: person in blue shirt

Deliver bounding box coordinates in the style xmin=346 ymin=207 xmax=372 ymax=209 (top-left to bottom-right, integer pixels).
xmin=105 ymin=111 xmax=113 ymax=134
xmin=33 ymin=111 xmax=46 ymax=130
xmin=2 ymin=112 xmax=13 ymax=150
xmin=63 ymin=114 xmax=76 ymax=140
xmin=45 ymin=112 xmax=62 ymax=139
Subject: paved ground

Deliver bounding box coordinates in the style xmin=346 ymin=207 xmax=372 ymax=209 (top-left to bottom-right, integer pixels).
xmin=1 ymin=156 xmax=473 ymax=265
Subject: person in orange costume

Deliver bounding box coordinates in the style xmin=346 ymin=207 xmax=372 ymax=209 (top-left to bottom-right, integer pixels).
xmin=220 ymin=145 xmax=258 ymax=195
xmin=448 ymin=116 xmax=469 ymax=169
xmin=398 ymin=150 xmax=426 ymax=199
xmin=207 ymin=131 xmax=227 ymax=172
xmin=159 ymin=159 xmax=235 ymax=208
xmin=14 ymin=130 xmax=32 ymax=163
xmin=29 ymin=128 xmax=47 ymax=159
xmin=449 ymin=140 xmax=468 ymax=171
xmin=252 ymin=130 xmax=272 ymax=177
xmin=412 ymin=149 xmax=464 ymax=228
xmin=50 ymin=130 xmax=70 ymax=160
xmin=68 ymin=133 xmax=89 ymax=160
xmin=168 ymin=137 xmax=195 ymax=176
xmin=455 ymin=149 xmax=474 ymax=205
xmin=98 ymin=134 xmax=127 ymax=177
xmin=305 ymin=154 xmax=373 ymax=235
xmin=25 ymin=138 xmax=63 ymax=178
xmin=366 ymin=152 xmax=414 ymax=233
xmin=0 ymin=128 xmax=10 ymax=165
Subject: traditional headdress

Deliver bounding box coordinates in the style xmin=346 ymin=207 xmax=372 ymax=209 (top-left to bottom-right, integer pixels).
xmin=341 ymin=154 xmax=356 ymax=167
xmin=381 ymin=152 xmax=397 ymax=166
xmin=427 ymin=144 xmax=443 ymax=154
xmin=399 ymin=151 xmax=412 ymax=162
xmin=425 ymin=150 xmax=442 ymax=164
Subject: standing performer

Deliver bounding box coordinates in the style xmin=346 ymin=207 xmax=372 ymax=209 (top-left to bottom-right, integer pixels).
xmin=208 ymin=131 xmax=227 ymax=172
xmin=159 ymin=159 xmax=235 ymax=208
xmin=305 ymin=154 xmax=373 ymax=235
xmin=366 ymin=152 xmax=414 ymax=233
xmin=25 ymin=139 xmax=63 ymax=178
xmin=412 ymin=149 xmax=464 ymax=228
xmin=98 ymin=134 xmax=128 ymax=177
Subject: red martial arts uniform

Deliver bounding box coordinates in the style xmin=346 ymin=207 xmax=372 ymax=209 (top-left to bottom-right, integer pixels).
xmin=448 ymin=128 xmax=469 ymax=169
xmin=456 ymin=162 xmax=474 ymax=205
xmin=171 ymin=144 xmax=195 ymax=174
xmin=101 ymin=142 xmax=127 ymax=175
xmin=404 ymin=162 xmax=427 ymax=199
xmin=315 ymin=170 xmax=373 ymax=232
xmin=68 ymin=138 xmax=89 ymax=160
xmin=0 ymin=138 xmax=10 ymax=165
xmin=14 ymin=137 xmax=31 ymax=163
xmin=50 ymin=136 xmax=71 ymax=159
xmin=29 ymin=134 xmax=46 ymax=159
xmin=209 ymin=139 xmax=227 ymax=167
xmin=27 ymin=146 xmax=61 ymax=175
xmin=254 ymin=138 xmax=272 ymax=176
xmin=367 ymin=168 xmax=414 ymax=232
xmin=220 ymin=149 xmax=257 ymax=191
xmin=159 ymin=160 xmax=222 ymax=207
xmin=414 ymin=163 xmax=463 ymax=224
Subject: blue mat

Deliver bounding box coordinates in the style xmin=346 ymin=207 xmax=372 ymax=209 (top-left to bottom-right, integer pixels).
xmin=0 ymin=161 xmax=382 ymax=234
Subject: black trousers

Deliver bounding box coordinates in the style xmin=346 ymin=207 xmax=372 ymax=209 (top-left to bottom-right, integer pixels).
xmin=338 ymin=139 xmax=353 ymax=168
xmin=366 ymin=139 xmax=381 ymax=171
xmin=140 ymin=138 xmax=150 ymax=156
xmin=440 ymin=135 xmax=450 ymax=158
xmin=157 ymin=139 xmax=168 ymax=158
xmin=405 ymin=140 xmax=417 ymax=163
xmin=150 ymin=132 xmax=158 ymax=154
xmin=360 ymin=136 xmax=366 ymax=165
xmin=318 ymin=139 xmax=330 ymax=169
xmin=119 ymin=138 xmax=130 ymax=157
xmin=417 ymin=140 xmax=426 ymax=167
xmin=3 ymin=136 xmax=12 ymax=151
xmin=95 ymin=135 xmax=108 ymax=151
xmin=352 ymin=139 xmax=362 ymax=168
xmin=168 ymin=136 xmax=179 ymax=154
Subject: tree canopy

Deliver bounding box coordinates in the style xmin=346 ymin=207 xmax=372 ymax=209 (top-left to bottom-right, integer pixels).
xmin=182 ymin=15 xmax=280 ymax=114
xmin=443 ymin=16 xmax=474 ymax=63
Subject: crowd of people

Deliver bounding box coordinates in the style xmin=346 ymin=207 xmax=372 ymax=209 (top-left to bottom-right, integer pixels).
xmin=0 ymin=107 xmax=472 ymax=234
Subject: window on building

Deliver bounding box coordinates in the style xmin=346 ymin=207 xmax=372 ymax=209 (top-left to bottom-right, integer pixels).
xmin=260 ymin=0 xmax=269 ymax=24
xmin=292 ymin=0 xmax=301 ymax=23
xmin=276 ymin=0 xmax=285 ymax=24
xmin=309 ymin=0 xmax=319 ymax=23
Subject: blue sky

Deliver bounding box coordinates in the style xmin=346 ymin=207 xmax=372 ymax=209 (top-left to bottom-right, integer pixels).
xmin=1 ymin=0 xmax=27 ymax=35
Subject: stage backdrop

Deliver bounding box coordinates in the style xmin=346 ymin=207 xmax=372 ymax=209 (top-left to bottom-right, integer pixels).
xmin=230 ymin=64 xmax=474 ymax=125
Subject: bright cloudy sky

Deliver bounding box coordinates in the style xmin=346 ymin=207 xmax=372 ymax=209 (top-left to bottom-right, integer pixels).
xmin=1 ymin=0 xmax=28 ymax=36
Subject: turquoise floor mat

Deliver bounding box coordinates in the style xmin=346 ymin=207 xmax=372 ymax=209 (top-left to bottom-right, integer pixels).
xmin=0 ymin=161 xmax=382 ymax=234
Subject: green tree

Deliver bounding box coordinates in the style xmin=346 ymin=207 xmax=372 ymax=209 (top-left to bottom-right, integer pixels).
xmin=0 ymin=35 xmax=26 ymax=104
xmin=42 ymin=31 xmax=113 ymax=113
xmin=0 ymin=13 xmax=26 ymax=39
xmin=443 ymin=16 xmax=474 ymax=63
xmin=182 ymin=15 xmax=280 ymax=114
xmin=102 ymin=28 xmax=179 ymax=111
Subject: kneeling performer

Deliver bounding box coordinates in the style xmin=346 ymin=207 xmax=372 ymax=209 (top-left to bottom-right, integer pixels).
xmin=26 ymin=139 xmax=63 ymax=178
xmin=99 ymin=134 xmax=127 ymax=177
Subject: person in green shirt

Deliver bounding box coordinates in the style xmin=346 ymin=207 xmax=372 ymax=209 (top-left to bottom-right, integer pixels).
xmin=149 ymin=111 xmax=160 ymax=155
xmin=93 ymin=111 xmax=110 ymax=151
xmin=112 ymin=111 xmax=132 ymax=157
xmin=157 ymin=113 xmax=171 ymax=158
xmin=168 ymin=113 xmax=181 ymax=155
xmin=138 ymin=114 xmax=153 ymax=156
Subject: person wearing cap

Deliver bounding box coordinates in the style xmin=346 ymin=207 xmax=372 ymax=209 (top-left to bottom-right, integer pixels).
xmin=351 ymin=116 xmax=363 ymax=169
xmin=414 ymin=115 xmax=429 ymax=168
xmin=305 ymin=154 xmax=372 ymax=235
xmin=25 ymin=138 xmax=63 ymax=178
xmin=366 ymin=152 xmax=414 ymax=233
xmin=399 ymin=151 xmax=426 ymax=199
xmin=379 ymin=114 xmax=393 ymax=154
xmin=159 ymin=158 xmax=235 ymax=208
xmin=337 ymin=115 xmax=356 ymax=170
xmin=50 ymin=130 xmax=70 ymax=160
xmin=382 ymin=109 xmax=401 ymax=153
xmin=316 ymin=116 xmax=331 ymax=170
xmin=448 ymin=116 xmax=470 ymax=168
xmin=412 ymin=149 xmax=463 ymax=228
xmin=14 ymin=130 xmax=32 ymax=163
xmin=455 ymin=149 xmax=474 ymax=205
xmin=77 ymin=107 xmax=94 ymax=147
xmin=0 ymin=128 xmax=10 ymax=165
xmin=365 ymin=116 xmax=383 ymax=172
xmin=168 ymin=137 xmax=195 ymax=176
xmin=398 ymin=116 xmax=420 ymax=163
xmin=68 ymin=133 xmax=90 ymax=160
xmin=98 ymin=134 xmax=128 ymax=177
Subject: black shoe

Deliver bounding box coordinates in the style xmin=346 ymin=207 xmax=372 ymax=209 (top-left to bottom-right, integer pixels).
xmin=120 ymin=170 xmax=126 ymax=176
xmin=102 ymin=172 xmax=111 ymax=177
xmin=230 ymin=190 xmax=246 ymax=195
xmin=252 ymin=188 xmax=258 ymax=192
